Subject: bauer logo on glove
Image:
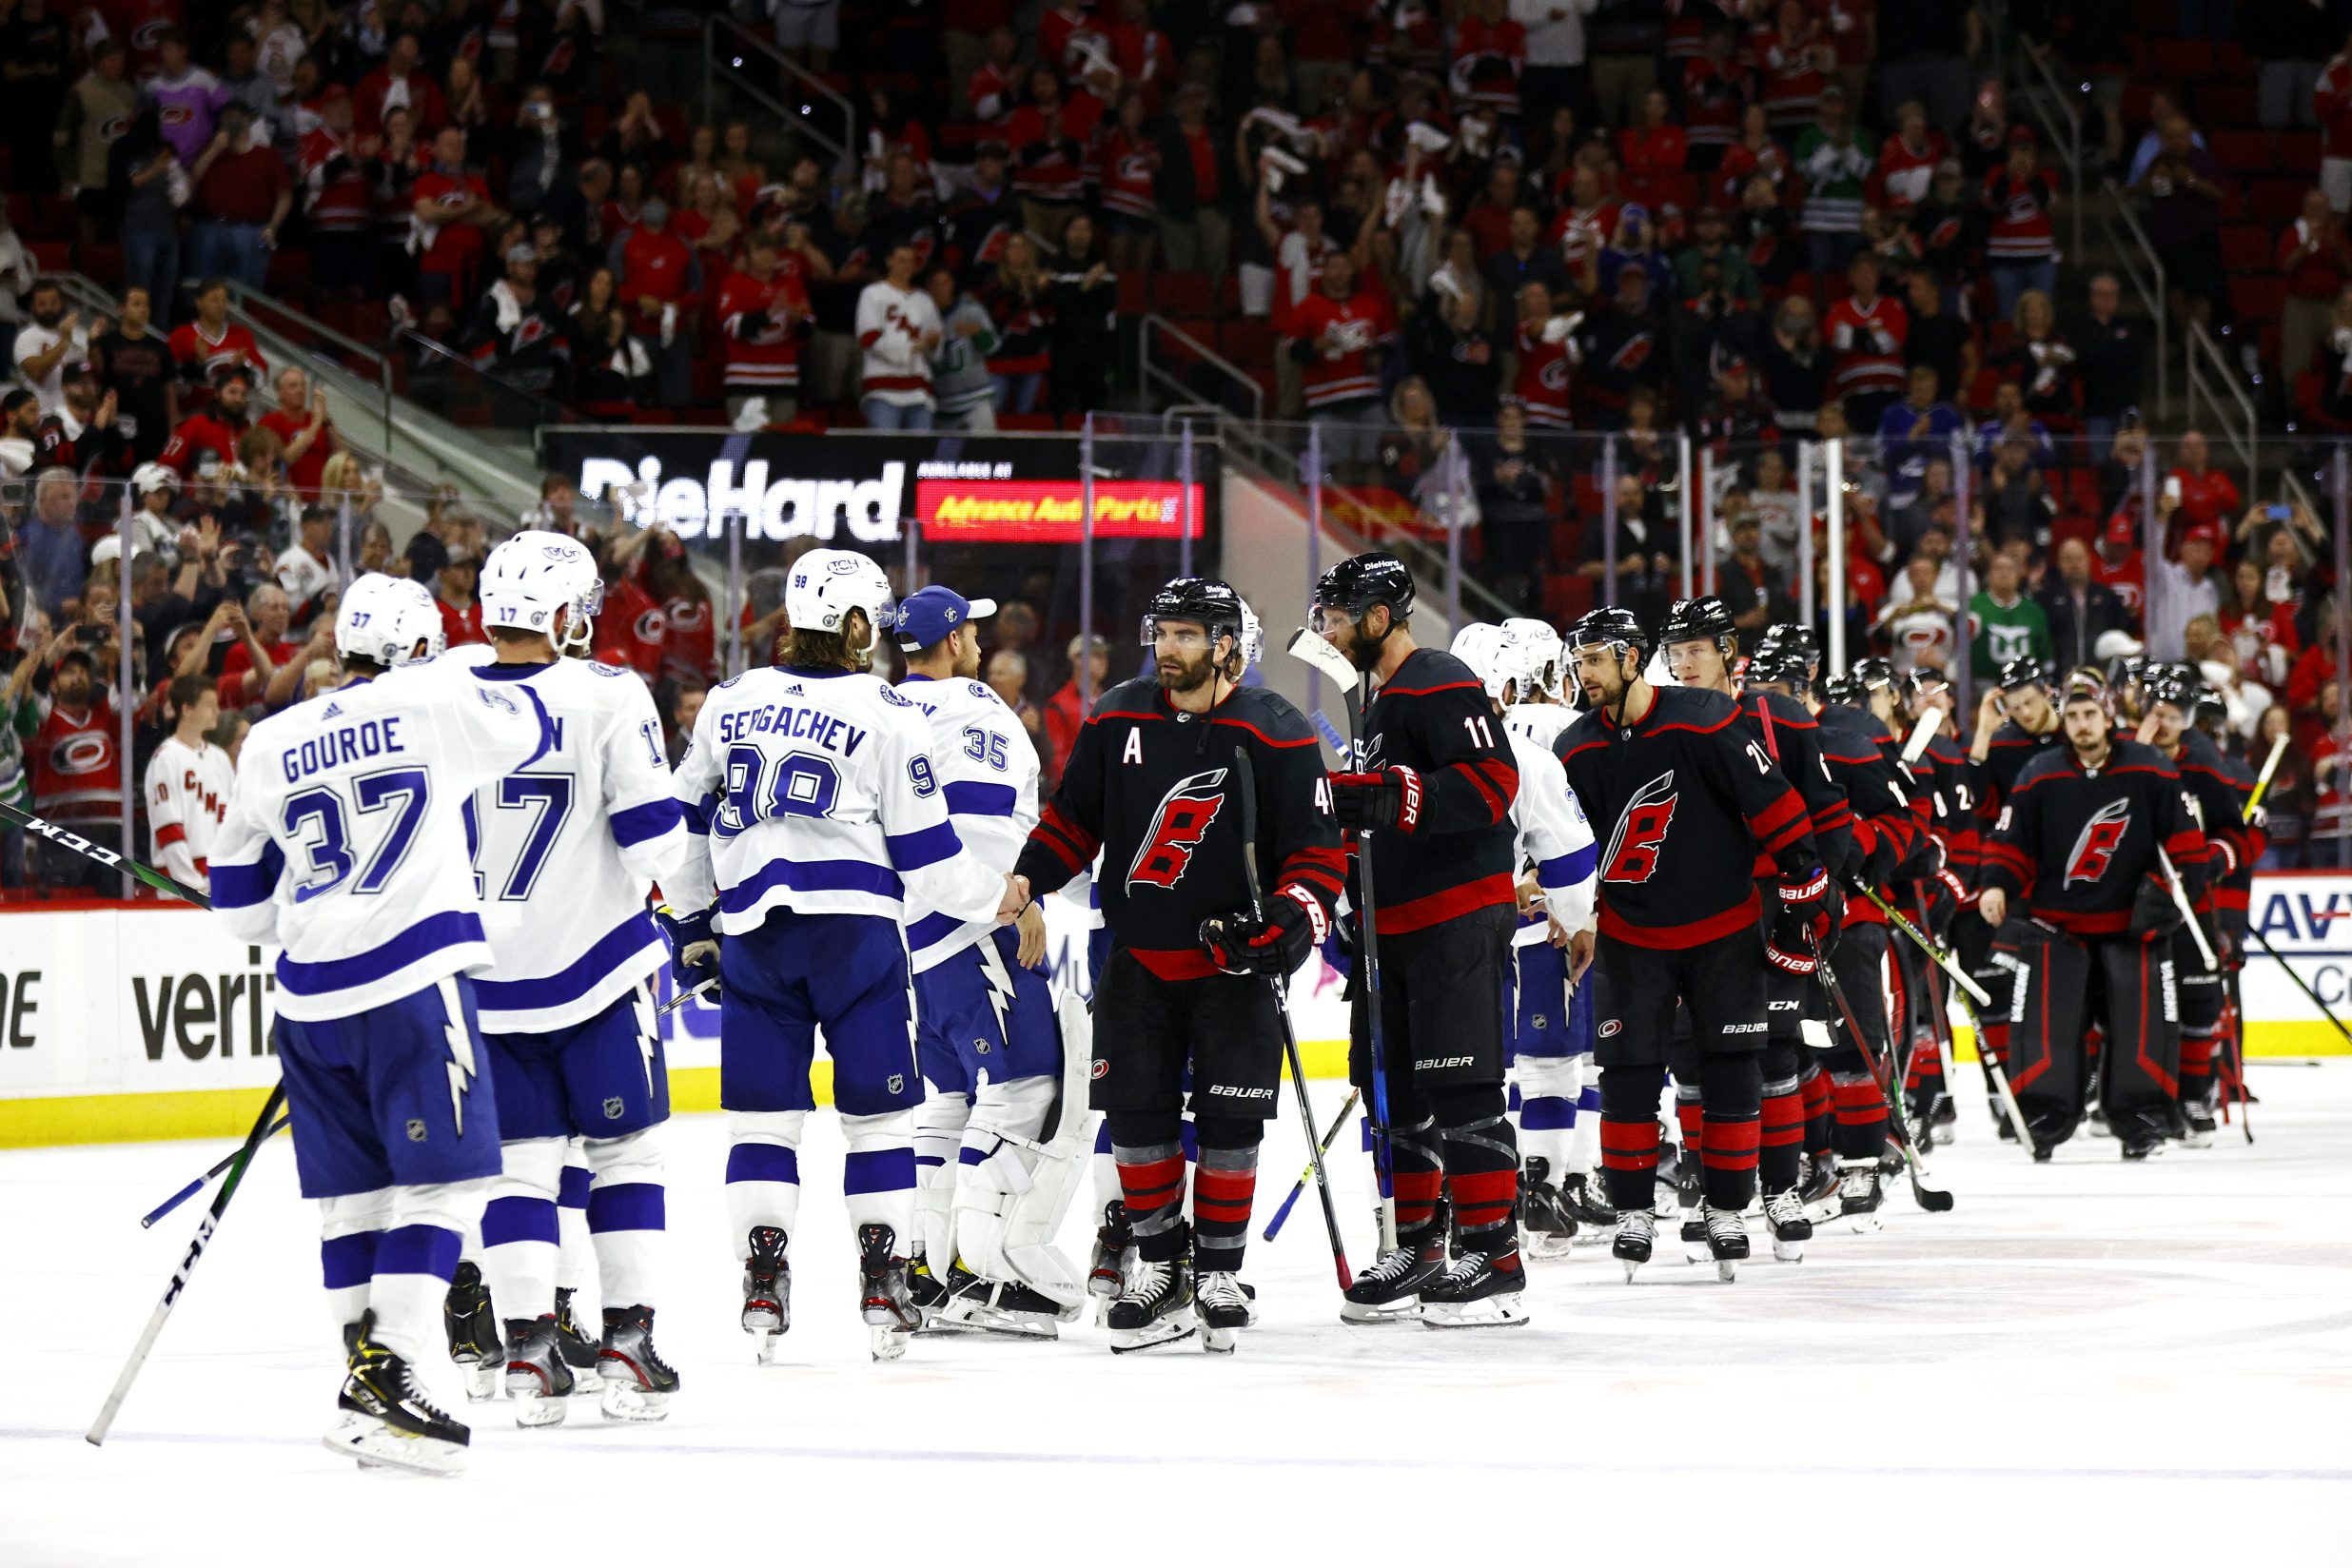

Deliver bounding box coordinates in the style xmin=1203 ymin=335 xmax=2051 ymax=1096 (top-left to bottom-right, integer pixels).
xmin=1199 ymin=885 xmax=1328 ymax=976
xmin=1326 ymin=766 xmax=1423 ymax=833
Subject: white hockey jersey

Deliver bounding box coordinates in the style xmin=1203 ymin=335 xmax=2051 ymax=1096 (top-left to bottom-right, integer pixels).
xmin=449 ymin=650 xmax=689 ymax=1034
xmin=1507 ymin=729 xmax=1597 ymax=949
xmin=668 ymin=665 xmax=1003 ymax=935
xmin=146 ymin=735 xmax=236 ymax=889
xmin=896 ymin=673 xmax=1041 ymax=971
xmin=1502 ymin=700 xmax=1575 ymax=751
xmin=209 ymin=658 xmax=554 ymax=1021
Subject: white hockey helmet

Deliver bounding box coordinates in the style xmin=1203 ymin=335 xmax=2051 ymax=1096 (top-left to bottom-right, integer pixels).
xmin=1449 ymin=622 xmax=1510 ymax=700
xmin=337 ymin=573 xmax=443 ymax=669
xmin=480 ymin=529 xmax=604 ymax=652
xmin=1501 ymin=616 xmax=1563 ymax=700
xmin=785 ymin=548 xmax=896 ymax=656
xmin=1238 ymin=598 xmax=1264 ymax=672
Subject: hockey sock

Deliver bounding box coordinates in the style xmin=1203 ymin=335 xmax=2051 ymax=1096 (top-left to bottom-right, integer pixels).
xmin=1514 ymin=1053 xmax=1581 ymax=1180
xmin=1570 ymin=1067 xmax=1602 ymax=1172
xmin=1433 ymin=1084 xmax=1519 ymax=1262
xmin=556 ymin=1154 xmax=594 ymax=1294
xmin=914 ymin=1091 xmax=972 ymax=1266
xmin=480 ymin=1136 xmax=565 ymax=1322
xmin=1385 ymin=1107 xmax=1444 ymax=1240
xmin=319 ymin=1187 xmax=392 ymax=1332
xmin=840 ymin=1109 xmax=917 ymax=1248
xmin=2180 ymin=1029 xmax=2219 ymax=1103
xmin=1697 ymin=1053 xmax=1762 ymax=1211
xmin=1759 ymin=1050 xmax=1805 ymax=1194
xmin=584 ymin=1127 xmax=665 ymax=1308
xmin=1191 ymin=1117 xmax=1264 ymax=1275
xmin=367 ymin=1179 xmax=488 ymax=1364
xmin=1800 ymin=1061 xmax=1833 ymax=1158
xmin=724 ymin=1109 xmax=806 ymax=1258
xmin=1827 ymin=1054 xmax=1887 ymax=1159
xmin=1107 ymin=1111 xmax=1188 ymax=1264
xmin=1673 ymin=1080 xmax=1704 ymax=1175
xmin=1597 ymin=1064 xmax=1667 ymax=1212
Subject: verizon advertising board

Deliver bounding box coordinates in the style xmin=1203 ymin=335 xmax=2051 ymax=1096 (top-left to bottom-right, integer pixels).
xmin=536 ymin=428 xmax=1213 ymax=546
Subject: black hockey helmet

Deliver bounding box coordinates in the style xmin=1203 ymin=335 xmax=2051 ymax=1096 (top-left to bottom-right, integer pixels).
xmin=1743 ymin=639 xmax=1813 ymax=694
xmin=1818 ymin=670 xmax=1863 ymax=706
xmin=2141 ymin=666 xmax=2196 ymax=715
xmin=1142 ymin=577 xmax=1245 ymax=655
xmin=2193 ymin=684 xmax=2228 ymax=735
xmin=1903 ymin=666 xmax=1952 ymax=706
xmin=1311 ymin=551 xmax=1417 ymax=624
xmin=1758 ymin=622 xmax=1820 ymax=671
xmin=1658 ymin=596 xmax=1736 ymax=650
xmin=1564 ymin=605 xmax=1649 ymax=665
xmin=1996 ymin=657 xmax=2051 ymax=692
xmin=1850 ymin=656 xmax=1899 ymax=694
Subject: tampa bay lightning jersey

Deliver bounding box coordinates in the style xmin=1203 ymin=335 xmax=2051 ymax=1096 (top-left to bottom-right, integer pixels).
xmin=668 ymin=664 xmax=1004 ymax=934
xmin=1502 ymin=700 xmax=1575 ymax=751
xmin=449 ymin=649 xmax=688 ymax=1033
xmin=897 ymin=673 xmax=1040 ymax=971
xmin=1508 ymin=728 xmax=1597 ymax=948
xmin=210 ymin=657 xmax=553 ymax=1020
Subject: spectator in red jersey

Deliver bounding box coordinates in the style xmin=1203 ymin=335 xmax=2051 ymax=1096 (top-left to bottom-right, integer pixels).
xmin=1679 ymin=24 xmax=1749 ymax=173
xmin=1107 ymin=0 xmax=1176 ymax=113
xmin=1006 ymin=67 xmax=1094 ymax=244
xmin=2218 ymin=557 xmax=2301 ymax=690
xmin=2092 ymin=510 xmax=2147 ymax=623
xmin=1098 ymin=88 xmax=1161 ymax=273
xmin=257 ymin=366 xmax=338 ymax=500
xmin=2281 ymin=188 xmax=2352 ymax=382
xmin=1289 ymin=250 xmax=1396 ymax=479
xmin=967 ymin=24 xmax=1024 ymax=125
xmin=1042 ymin=632 xmax=1110 ymax=790
xmin=356 ymin=31 xmax=446 ymax=138
xmin=167 ymin=280 xmax=267 ymax=411
xmin=410 ymin=126 xmax=502 ymax=310
xmin=1459 ymin=161 xmax=1525 ymax=263
xmin=2317 ymin=25 xmax=2352 ymax=212
xmin=1982 ymin=126 xmax=2058 ymax=322
xmin=2166 ymin=430 xmax=2242 ymax=539
xmin=301 ymin=86 xmax=377 ymax=295
xmin=215 ymin=582 xmax=301 ymax=711
xmin=645 ymin=532 xmax=717 ymax=691
xmin=1872 ymin=100 xmax=1950 ymax=214
xmin=1825 ymin=249 xmax=1909 ymax=429
xmin=613 ymin=196 xmax=697 ymax=406
xmin=27 ymin=645 xmax=126 ymax=892
xmin=161 ymin=364 xmax=255 ymax=476
xmin=1716 ymin=103 xmax=1793 ymax=208
xmin=1510 ymin=279 xmax=1578 ymax=431
xmin=434 ymin=548 xmax=484 ymax=649
xmin=977 ymin=232 xmax=1052 ymax=416
xmin=1617 ymin=87 xmax=1689 ymax=214
xmin=715 ymin=231 xmax=810 ymax=428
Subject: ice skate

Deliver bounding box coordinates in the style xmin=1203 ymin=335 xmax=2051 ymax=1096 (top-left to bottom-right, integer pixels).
xmin=1421 ymin=1251 xmax=1530 ymax=1327
xmin=1800 ymin=1152 xmax=1843 ymax=1224
xmin=324 ymin=1312 xmax=469 ymax=1477
xmin=1838 ymin=1160 xmax=1883 ymax=1230
xmin=441 ymin=1261 xmax=502 ymax=1402
xmin=2180 ymin=1085 xmax=2219 ymax=1149
xmin=1614 ymin=1208 xmax=1657 ymax=1282
xmin=1195 ymin=1270 xmax=1257 ymax=1353
xmin=1680 ymin=1205 xmax=1710 ymax=1264
xmin=1703 ymin=1205 xmax=1749 ymax=1282
xmin=1561 ymin=1170 xmax=1617 ymax=1239
xmin=596 ymin=1305 xmax=677 ymax=1421
xmin=942 ymin=1261 xmax=1074 ymax=1339
xmin=1520 ymin=1157 xmax=1578 ymax=1259
xmin=1341 ymin=1213 xmax=1447 ymax=1324
xmin=552 ymin=1285 xmax=601 ymax=1389
xmin=1764 ymin=1188 xmax=1812 ymax=1262
xmin=500 ymin=1316 xmax=575 ymax=1427
xmin=1107 ymin=1252 xmax=1197 ymax=1352
xmin=857 ymin=1224 xmax=919 ymax=1362
xmin=1088 ymin=1201 xmax=1134 ymax=1324
xmin=2120 ymin=1135 xmax=2163 ymax=1161
xmin=740 ymin=1225 xmax=791 ymax=1363
xmin=907 ymin=1256 xmax=983 ymax=1335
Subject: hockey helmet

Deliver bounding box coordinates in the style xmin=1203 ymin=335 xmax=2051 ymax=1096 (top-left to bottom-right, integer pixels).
xmin=1142 ymin=577 xmax=1247 ymax=661
xmin=785 ymin=548 xmax=897 ymax=655
xmin=480 ymin=529 xmax=604 ymax=652
xmin=2193 ymin=684 xmax=2229 ymax=736
xmin=336 ymin=572 xmax=443 ymax=670
xmin=1310 ymin=551 xmax=1417 ymax=626
xmin=1237 ymin=598 xmax=1264 ymax=675
xmin=1757 ymin=622 xmax=1820 ymax=676
xmin=2059 ymin=671 xmax=2116 ymax=721
xmin=1996 ymin=657 xmax=2051 ymax=693
xmin=1903 ymin=667 xmax=1952 ymax=707
xmin=1850 ymin=656 xmax=1899 ymax=694
xmin=1500 ymin=616 xmax=1563 ymax=699
xmin=1657 ymin=596 xmax=1737 ymax=652
xmin=1564 ymin=605 xmax=1649 ymax=667
xmin=1742 ymin=638 xmax=1812 ymax=694
xmin=1448 ymin=621 xmax=1512 ymax=701
xmin=1817 ymin=670 xmax=1863 ymax=706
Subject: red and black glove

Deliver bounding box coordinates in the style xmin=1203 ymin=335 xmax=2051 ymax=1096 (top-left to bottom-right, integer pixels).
xmin=1766 ymin=865 xmax=1840 ymax=974
xmin=1201 ymin=885 xmax=1329 ymax=977
xmin=1327 ymin=767 xmax=1423 ymax=833
xmin=2128 ymin=872 xmax=2184 ymax=942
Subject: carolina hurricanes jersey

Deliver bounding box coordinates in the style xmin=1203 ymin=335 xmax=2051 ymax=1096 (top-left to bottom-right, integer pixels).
xmin=29 ymin=699 xmax=123 ymax=822
xmin=715 ymin=265 xmax=808 ymax=389
xmin=669 ymin=664 xmax=1003 ymax=936
xmin=444 ymin=650 xmax=687 ymax=1034
xmin=1290 ymin=290 xmax=1394 ymax=410
xmin=1983 ymin=167 xmax=2057 ymax=260
xmin=1357 ymin=648 xmax=1522 ymax=936
xmin=146 ymin=734 xmax=235 ymax=887
xmin=1012 ymin=678 xmax=1345 ymax=980
xmin=1556 ymin=685 xmax=1818 ymax=950
xmin=1981 ymin=738 xmax=2205 ymax=937
xmin=900 ymin=672 xmax=1041 ymax=972
xmin=1735 ymin=688 xmax=1859 ymax=885
xmin=1826 ymin=292 xmax=1908 ymax=400
xmin=1970 ymin=716 xmax=2064 ymax=866
xmin=1513 ymin=319 xmax=1577 ymax=429
xmin=1815 ymin=700 xmax=1930 ymax=925
xmin=1506 ymin=730 xmax=1597 ymax=949
xmin=2165 ymin=729 xmax=2252 ymax=916
xmin=209 ymin=657 xmax=555 ymax=1021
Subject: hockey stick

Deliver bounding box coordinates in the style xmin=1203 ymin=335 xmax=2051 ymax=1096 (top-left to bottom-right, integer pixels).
xmin=1264 ymin=1088 xmax=1362 ymax=1242
xmin=2155 ymin=847 xmax=2220 ymax=971
xmin=2245 ymin=922 xmax=2352 ymax=1049
xmin=1898 ymin=707 xmax=1942 ymax=768
xmin=1227 ymin=744 xmax=1352 ymax=1290
xmin=1936 ymin=955 xmax=2041 ymax=1161
xmin=2244 ymin=733 xmax=2289 ymax=819
xmin=1287 ymin=628 xmax=1399 ymax=1251
xmin=0 ymin=799 xmax=211 ymax=907
xmin=657 ymin=979 xmax=715 ymax=1018
xmin=1904 ymin=882 xmax=1956 ymax=1143
xmin=1810 ymin=944 xmax=1955 ymax=1212
xmin=1848 ymin=881 xmax=1993 ymax=1007
xmin=88 ymin=1081 xmax=288 ymax=1445
xmin=139 ymin=1113 xmax=293 ymax=1228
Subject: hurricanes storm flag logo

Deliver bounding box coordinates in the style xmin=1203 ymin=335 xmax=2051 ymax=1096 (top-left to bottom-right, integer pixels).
xmin=1128 ymin=768 xmax=1229 ymax=891
xmin=1600 ymin=770 xmax=1678 ymax=883
xmin=2063 ymin=798 xmax=2132 ymax=887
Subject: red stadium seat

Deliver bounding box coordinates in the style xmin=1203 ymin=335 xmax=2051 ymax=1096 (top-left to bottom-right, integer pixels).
xmin=2246 ymin=179 xmax=2306 ymax=225
xmin=1218 ymin=318 xmax=1275 ymax=368
xmin=2278 ymin=131 xmax=2323 ymax=172
xmin=2227 ymin=276 xmax=2288 ymax=323
xmin=2219 ymin=225 xmax=2274 ymax=272
xmin=1156 ymin=270 xmax=1214 ymax=316
xmin=1543 ymin=574 xmax=1597 ymax=623
xmin=2211 ymin=130 xmax=2271 ymax=173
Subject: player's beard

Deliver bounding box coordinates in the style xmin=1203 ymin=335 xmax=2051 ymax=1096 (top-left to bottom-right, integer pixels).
xmin=1157 ymin=647 xmax=1217 ymax=694
xmin=2068 ymin=724 xmax=2110 ymax=767
xmin=952 ymin=635 xmax=982 ymax=679
xmin=1342 ymin=617 xmax=1393 ymax=674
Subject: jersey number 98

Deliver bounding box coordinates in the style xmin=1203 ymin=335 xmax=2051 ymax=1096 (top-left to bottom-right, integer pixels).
xmin=715 ymin=744 xmax=841 ymax=837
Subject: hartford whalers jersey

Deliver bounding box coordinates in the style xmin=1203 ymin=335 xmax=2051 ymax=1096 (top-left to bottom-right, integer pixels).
xmin=1510 ymin=729 xmax=1597 ymax=948
xmin=669 ymin=664 xmax=1004 ymax=935
xmin=210 ymin=657 xmax=554 ymax=1021
xmin=897 ymin=673 xmax=1040 ymax=971
xmin=448 ymin=650 xmax=688 ymax=1033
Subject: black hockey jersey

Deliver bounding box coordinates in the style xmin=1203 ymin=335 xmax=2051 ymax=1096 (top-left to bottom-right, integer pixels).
xmin=1355 ymin=647 xmax=1521 ymax=935
xmin=1970 ymin=717 xmax=2063 ymax=864
xmin=1735 ymin=689 xmax=1859 ymax=884
xmin=2216 ymin=748 xmax=2263 ymax=919
xmin=2165 ymin=729 xmax=2254 ymax=915
xmin=1815 ymin=701 xmax=1930 ymax=927
xmin=1557 ymin=685 xmax=1819 ymax=949
xmin=1912 ymin=732 xmax=1978 ymax=881
xmin=1981 ymin=738 xmax=2206 ymax=937
xmin=1014 ymin=676 xmax=1347 ymax=979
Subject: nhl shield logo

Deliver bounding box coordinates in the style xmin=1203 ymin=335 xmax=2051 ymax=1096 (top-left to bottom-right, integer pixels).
xmin=1532 ymin=1014 xmax=1549 ymax=1030
xmin=888 ymin=1073 xmax=906 ymax=1095
xmin=974 ymin=1037 xmax=991 ymax=1055
xmin=405 ymin=1118 xmax=428 ymax=1143
xmin=603 ymin=1096 xmax=625 ymax=1120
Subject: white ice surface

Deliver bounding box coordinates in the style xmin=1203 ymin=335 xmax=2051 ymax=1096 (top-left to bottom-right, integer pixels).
xmin=7 ymin=1067 xmax=2350 ymax=1568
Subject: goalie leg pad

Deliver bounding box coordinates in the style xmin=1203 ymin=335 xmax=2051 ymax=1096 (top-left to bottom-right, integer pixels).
xmin=952 ymin=991 xmax=1098 ymax=1313
xmin=913 ymin=1090 xmax=971 ymax=1272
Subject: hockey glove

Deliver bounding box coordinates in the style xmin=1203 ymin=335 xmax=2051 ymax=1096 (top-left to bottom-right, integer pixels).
xmin=1765 ymin=866 xmax=1840 ymax=974
xmin=657 ymin=905 xmax=723 ymax=998
xmin=1326 ymin=766 xmax=1424 ymax=833
xmin=1856 ymin=819 xmax=1903 ymax=888
xmin=1199 ymin=886 xmax=1328 ymax=977
xmin=2127 ymin=872 xmax=2184 ymax=942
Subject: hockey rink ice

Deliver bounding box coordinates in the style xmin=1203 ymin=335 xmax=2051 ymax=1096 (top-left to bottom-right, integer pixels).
xmin=8 ymin=1066 xmax=2349 ymax=1567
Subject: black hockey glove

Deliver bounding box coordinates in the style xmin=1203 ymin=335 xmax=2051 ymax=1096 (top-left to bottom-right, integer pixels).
xmin=657 ymin=904 xmax=722 ymax=998
xmin=1765 ymin=866 xmax=1840 ymax=974
xmin=737 ymin=309 xmax=772 ymax=338
xmin=2128 ymin=872 xmax=2184 ymax=942
xmin=1857 ymin=819 xmax=1903 ymax=887
xmin=1327 ymin=766 xmax=1424 ymax=833
xmin=1201 ymin=886 xmax=1328 ymax=977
